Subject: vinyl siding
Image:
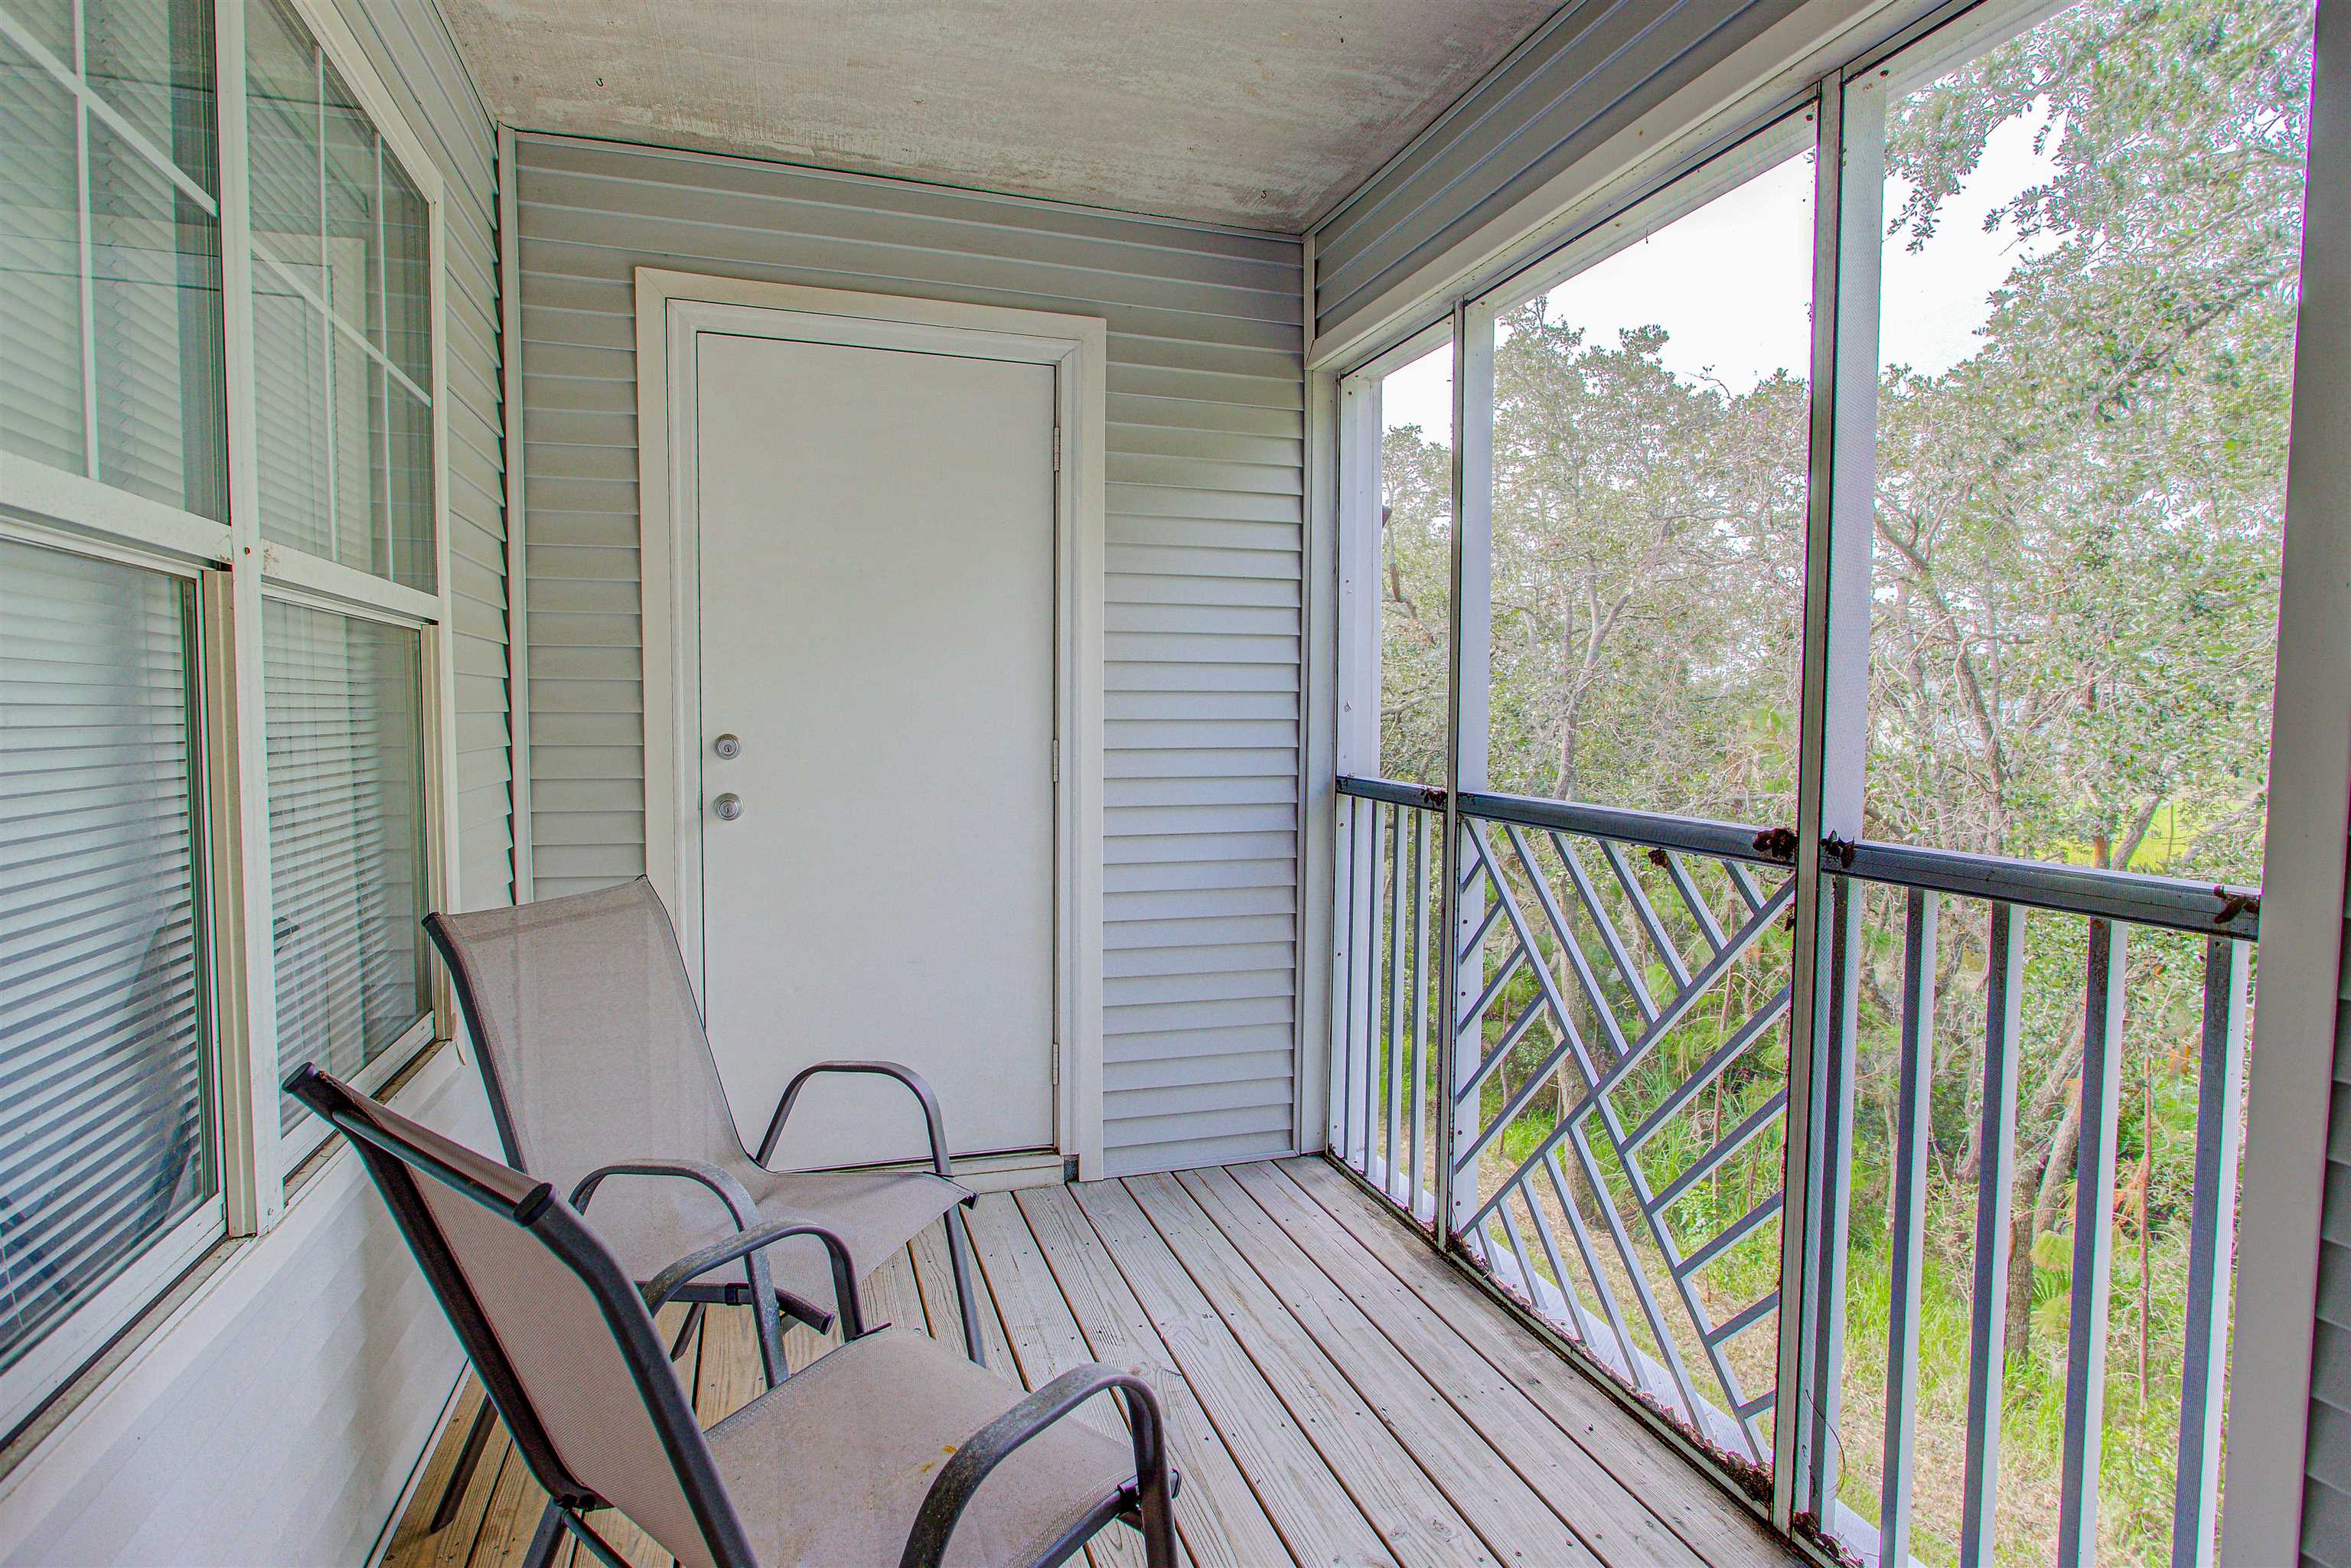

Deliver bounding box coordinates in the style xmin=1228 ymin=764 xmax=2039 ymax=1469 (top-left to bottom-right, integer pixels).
xmin=0 ymin=2 xmax=506 ymax=1559
xmin=1308 ymin=0 xmax=1811 ymax=350
xmin=513 ymin=134 xmax=1305 ymax=1175
xmin=2305 ymin=818 xmax=2351 ymax=1565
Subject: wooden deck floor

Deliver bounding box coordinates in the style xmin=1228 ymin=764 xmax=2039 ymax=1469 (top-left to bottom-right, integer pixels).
xmin=382 ymin=1158 xmax=1796 ymax=1568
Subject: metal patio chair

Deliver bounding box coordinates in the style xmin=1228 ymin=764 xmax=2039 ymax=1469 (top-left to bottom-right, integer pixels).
xmin=423 ymin=879 xmax=987 ymax=1368
xmin=284 ymin=1066 xmax=1176 ymax=1568
xmin=420 ymin=879 xmax=990 ymax=1526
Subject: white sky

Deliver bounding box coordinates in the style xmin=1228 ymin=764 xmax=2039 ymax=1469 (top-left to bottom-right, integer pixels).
xmin=1380 ymin=105 xmax=2064 ymax=439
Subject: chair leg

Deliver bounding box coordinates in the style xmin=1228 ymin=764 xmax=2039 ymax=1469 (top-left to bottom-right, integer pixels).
xmin=1134 ymin=1485 xmax=1178 ymax=1568
xmin=946 ymin=1205 xmax=986 ymax=1367
xmin=1119 ymin=1384 xmax=1179 ymax=1568
xmin=520 ymin=1502 xmax=566 ymax=1568
xmin=429 ymin=1400 xmax=497 ymax=1532
xmin=668 ymin=1301 xmax=706 ymax=1361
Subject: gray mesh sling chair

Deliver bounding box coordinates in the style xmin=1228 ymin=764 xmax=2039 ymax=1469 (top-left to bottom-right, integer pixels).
xmin=284 ymin=1066 xmax=1177 ymax=1568
xmin=421 ymin=879 xmax=988 ymax=1381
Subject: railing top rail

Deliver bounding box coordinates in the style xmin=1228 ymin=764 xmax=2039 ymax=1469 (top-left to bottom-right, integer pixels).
xmin=1335 ymin=774 xmax=1448 ymax=812
xmin=1334 ymin=776 xmax=2261 ymax=941
xmin=1337 ymin=776 xmax=1785 ymax=867
xmin=1835 ymin=837 xmax=2259 ymax=942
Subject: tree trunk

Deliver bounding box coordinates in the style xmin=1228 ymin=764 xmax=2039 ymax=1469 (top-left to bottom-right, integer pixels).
xmin=2008 ymin=1081 xmax=2083 ymax=1359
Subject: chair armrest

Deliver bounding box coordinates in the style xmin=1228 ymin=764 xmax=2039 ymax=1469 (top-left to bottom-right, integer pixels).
xmin=755 ymin=1061 xmax=960 ymax=1185
xmin=639 ymin=1212 xmax=866 ymax=1340
xmin=568 ymin=1158 xmax=758 ymax=1230
xmin=895 ymin=1364 xmax=1172 ymax=1568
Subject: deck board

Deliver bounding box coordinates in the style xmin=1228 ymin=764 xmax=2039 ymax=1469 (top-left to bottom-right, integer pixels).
xmin=1010 ymin=1185 xmax=1300 ymax=1568
xmin=1218 ymin=1164 xmax=1710 ymax=1568
xmin=385 ymin=1159 xmax=1796 ymax=1568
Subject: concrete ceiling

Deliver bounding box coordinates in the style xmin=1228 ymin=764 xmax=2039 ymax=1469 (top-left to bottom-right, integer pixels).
xmin=443 ymin=2 xmax=1560 ymax=231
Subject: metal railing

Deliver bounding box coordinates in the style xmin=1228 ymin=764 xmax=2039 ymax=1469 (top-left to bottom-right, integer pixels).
xmin=1329 ymin=775 xmax=2257 ymax=1567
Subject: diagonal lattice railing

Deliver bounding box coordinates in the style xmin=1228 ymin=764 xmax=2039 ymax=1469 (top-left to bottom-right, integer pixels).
xmin=1332 ymin=775 xmax=2262 ymax=1565
xmin=1448 ymin=800 xmax=1795 ymax=1461
xmin=1330 ymin=777 xmax=1798 ymax=1460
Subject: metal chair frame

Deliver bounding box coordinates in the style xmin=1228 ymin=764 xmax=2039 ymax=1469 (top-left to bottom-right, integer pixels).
xmin=420 ymin=887 xmax=992 ymax=1526
xmin=287 ymin=1065 xmax=1176 ymax=1568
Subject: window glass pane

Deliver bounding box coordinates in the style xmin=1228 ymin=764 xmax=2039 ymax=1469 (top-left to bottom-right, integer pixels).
xmin=0 ymin=535 xmax=214 ymax=1376
xmin=253 ymin=266 xmax=331 ymax=545
xmin=329 ymin=318 xmax=374 ymax=564
xmin=1375 ymin=334 xmax=1452 ymax=787
xmin=381 ymin=152 xmax=429 ymax=391
xmin=243 ymin=0 xmax=320 ymax=279
xmin=83 ymin=0 xmax=215 ymax=186
xmin=0 ymin=34 xmax=86 ymax=477
xmin=90 ymin=112 xmax=226 ymax=519
xmin=263 ymin=600 xmax=429 ymax=1136
xmin=1485 ymin=120 xmax=1815 ymax=821
xmin=5 ymin=0 xmax=73 ymax=59
xmin=0 ymin=5 xmax=223 ymax=521
xmin=319 ymin=57 xmax=377 ymax=347
xmin=384 ymin=375 xmax=433 ymax=588
xmin=246 ymin=0 xmax=434 ymax=594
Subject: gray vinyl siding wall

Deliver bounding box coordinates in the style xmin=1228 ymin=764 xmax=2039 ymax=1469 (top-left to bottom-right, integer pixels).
xmin=2305 ymin=819 xmax=2351 ymax=1562
xmin=511 ymin=135 xmax=1305 ymax=1175
xmin=1309 ymin=0 xmax=1805 ymax=347
xmin=324 ymin=0 xmax=516 ymax=914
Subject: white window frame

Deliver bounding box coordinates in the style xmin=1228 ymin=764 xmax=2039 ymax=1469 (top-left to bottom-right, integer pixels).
xmin=0 ymin=516 xmax=230 ymax=1445
xmin=0 ymin=0 xmax=457 ymax=1440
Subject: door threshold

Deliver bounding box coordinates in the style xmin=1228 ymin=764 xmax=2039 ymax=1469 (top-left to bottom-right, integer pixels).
xmin=785 ymin=1148 xmax=1065 ymax=1193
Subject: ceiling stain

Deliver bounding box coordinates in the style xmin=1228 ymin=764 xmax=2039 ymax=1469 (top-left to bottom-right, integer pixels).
xmin=443 ymin=0 xmax=1558 ymax=230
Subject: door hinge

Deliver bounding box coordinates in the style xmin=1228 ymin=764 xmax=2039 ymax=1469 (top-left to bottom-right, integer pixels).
xmin=1052 ymin=426 xmax=1062 ymax=471
xmin=1052 ymin=745 xmax=1060 ymax=783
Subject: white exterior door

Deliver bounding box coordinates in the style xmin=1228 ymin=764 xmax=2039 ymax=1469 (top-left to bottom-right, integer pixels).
xmin=688 ymin=328 xmax=1059 ymax=1167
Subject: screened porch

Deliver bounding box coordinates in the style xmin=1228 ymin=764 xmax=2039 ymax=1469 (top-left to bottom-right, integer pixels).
xmin=2 ymin=0 xmax=2348 ymax=1565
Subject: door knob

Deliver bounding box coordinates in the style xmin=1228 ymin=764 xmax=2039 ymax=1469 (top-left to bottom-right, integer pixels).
xmin=712 ymin=733 xmax=742 ymax=760
xmin=712 ymin=792 xmax=744 ymax=822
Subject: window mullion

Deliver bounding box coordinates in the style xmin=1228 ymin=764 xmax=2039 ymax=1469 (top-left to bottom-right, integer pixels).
xmin=208 ymin=0 xmax=289 ymax=1234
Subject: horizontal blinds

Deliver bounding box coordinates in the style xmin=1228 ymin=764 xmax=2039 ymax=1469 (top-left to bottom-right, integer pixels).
xmin=262 ymin=600 xmax=428 ymax=1134
xmin=0 ymin=34 xmax=90 ymax=477
xmin=0 ymin=536 xmax=213 ymax=1374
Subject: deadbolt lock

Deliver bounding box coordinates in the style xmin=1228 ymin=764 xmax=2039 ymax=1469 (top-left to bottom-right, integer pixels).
xmin=712 ymin=732 xmax=742 ymax=760
xmin=712 ymin=792 xmax=744 ymax=822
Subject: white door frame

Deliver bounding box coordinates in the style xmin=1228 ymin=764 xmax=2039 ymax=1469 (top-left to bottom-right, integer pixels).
xmin=633 ymin=268 xmax=1110 ymax=1177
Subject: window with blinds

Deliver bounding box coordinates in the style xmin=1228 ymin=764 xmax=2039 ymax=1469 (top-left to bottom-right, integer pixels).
xmin=262 ymin=600 xmax=428 ymax=1149
xmin=0 ymin=0 xmax=448 ymax=1441
xmin=0 ymin=536 xmax=216 ymax=1390
xmin=0 ymin=0 xmax=226 ymax=520
xmin=244 ymin=0 xmax=434 ymax=592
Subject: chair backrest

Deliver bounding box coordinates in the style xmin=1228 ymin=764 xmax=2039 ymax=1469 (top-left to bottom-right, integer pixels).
xmin=422 ymin=880 xmax=745 ymax=1198
xmin=284 ymin=1065 xmax=752 ymax=1568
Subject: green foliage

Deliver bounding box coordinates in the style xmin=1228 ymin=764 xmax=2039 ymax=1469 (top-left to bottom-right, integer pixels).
xmin=1374 ymin=2 xmax=2311 ymax=1563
